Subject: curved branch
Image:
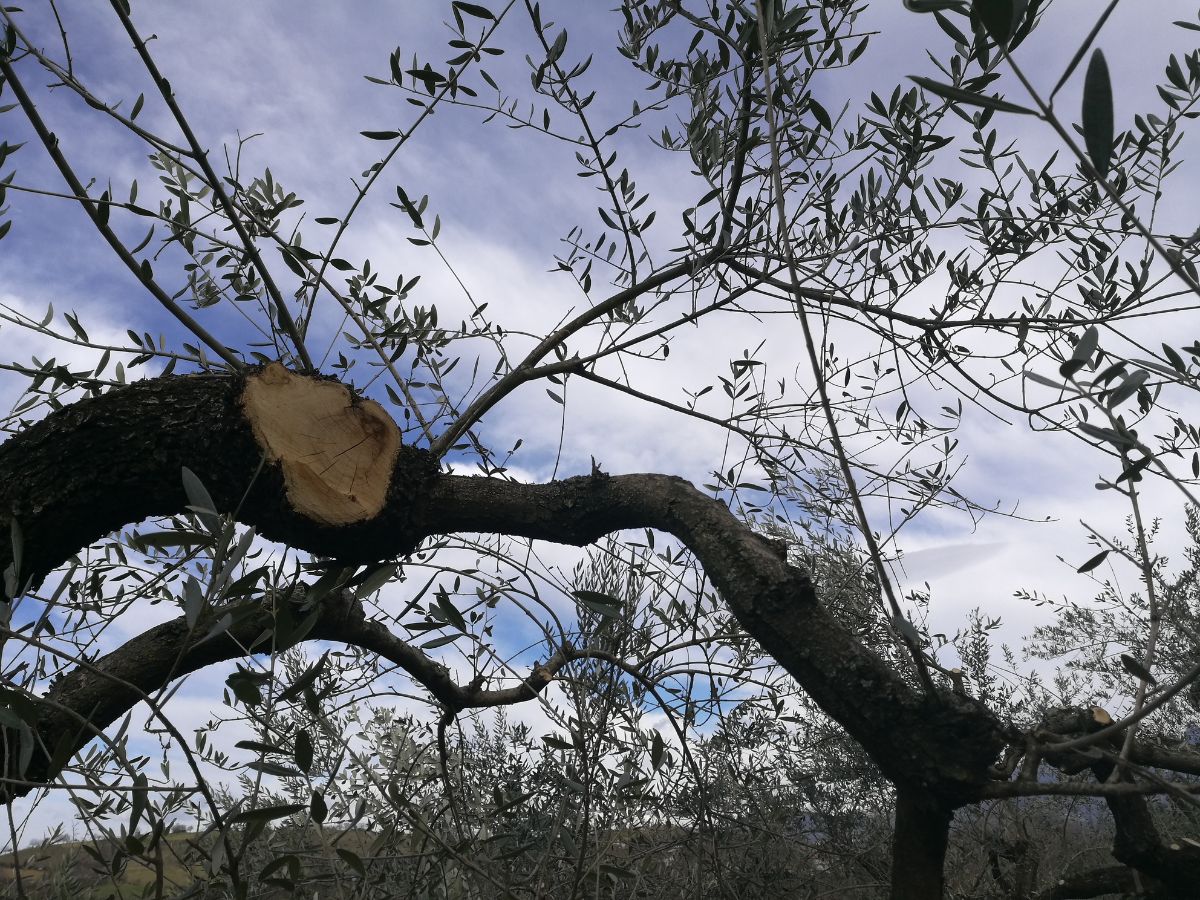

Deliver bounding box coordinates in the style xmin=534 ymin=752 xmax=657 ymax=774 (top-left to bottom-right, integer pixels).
xmin=1089 ymin=756 xmax=1200 ymax=892
xmin=0 ymin=368 xmax=1005 ymax=807
xmin=430 ymin=252 xmax=718 ymax=455
xmin=430 ymin=58 xmax=756 ymax=457
xmin=0 ymin=586 xmax=589 ymax=799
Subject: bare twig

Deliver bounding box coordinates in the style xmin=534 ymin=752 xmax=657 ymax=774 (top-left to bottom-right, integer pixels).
xmin=752 ymin=1 xmax=935 ymax=694
xmin=0 ymin=54 xmax=244 ymax=371
xmin=107 ymin=0 xmax=313 ymax=372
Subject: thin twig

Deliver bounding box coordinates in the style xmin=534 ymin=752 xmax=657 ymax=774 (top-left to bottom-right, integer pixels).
xmin=106 ymin=0 xmax=313 ymax=372
xmin=0 ymin=54 xmax=243 ymax=371
xmin=752 ymin=1 xmax=935 ymax=693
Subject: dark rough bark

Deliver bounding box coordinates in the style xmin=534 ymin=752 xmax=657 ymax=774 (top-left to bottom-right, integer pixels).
xmin=890 ymin=787 xmax=953 ymax=900
xmin=1036 ymin=864 xmax=1160 ymax=899
xmin=0 ymin=370 xmax=1013 ymax=895
xmin=425 ymin=467 xmax=1005 ymax=802
xmin=1037 ymin=708 xmax=1200 ymax=896
xmin=0 ymin=370 xmax=439 ymax=588
xmin=1094 ymin=760 xmax=1200 ymax=897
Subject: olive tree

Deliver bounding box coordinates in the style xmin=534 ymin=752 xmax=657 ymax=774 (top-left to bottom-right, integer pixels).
xmin=2 ymin=1 xmax=1200 ymax=897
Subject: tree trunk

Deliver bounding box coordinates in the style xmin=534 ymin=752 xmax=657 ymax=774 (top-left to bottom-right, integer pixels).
xmin=890 ymin=786 xmax=952 ymax=900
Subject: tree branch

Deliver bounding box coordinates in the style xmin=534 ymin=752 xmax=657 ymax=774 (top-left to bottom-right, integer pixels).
xmin=0 ymin=369 xmax=1005 ymax=808
xmin=0 ymin=586 xmax=596 ymax=799
xmin=0 ymin=54 xmax=244 ymax=372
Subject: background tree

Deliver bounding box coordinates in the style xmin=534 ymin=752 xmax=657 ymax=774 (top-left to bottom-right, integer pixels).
xmin=1 ymin=0 xmax=1200 ymax=897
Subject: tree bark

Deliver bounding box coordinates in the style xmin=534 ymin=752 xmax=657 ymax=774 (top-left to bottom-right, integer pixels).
xmin=1093 ymin=759 xmax=1200 ymax=897
xmin=1037 ymin=708 xmax=1200 ymax=894
xmin=0 ymin=368 xmax=1012 ymax=892
xmin=890 ymin=786 xmax=953 ymax=900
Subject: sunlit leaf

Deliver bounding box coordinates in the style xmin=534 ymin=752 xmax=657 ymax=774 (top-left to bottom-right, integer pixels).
xmin=355 ymin=563 xmax=398 ymax=599
xmin=892 ymin=615 xmax=922 ymax=645
xmin=421 ymin=633 xmax=461 ymax=649
xmin=574 ymin=589 xmax=622 ymax=618
xmin=231 ymin=804 xmax=306 ymax=824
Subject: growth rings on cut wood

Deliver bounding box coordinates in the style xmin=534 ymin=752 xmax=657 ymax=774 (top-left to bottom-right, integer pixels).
xmin=240 ymin=363 xmax=401 ymax=526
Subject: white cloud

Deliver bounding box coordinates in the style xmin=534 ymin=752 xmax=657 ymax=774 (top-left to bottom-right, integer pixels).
xmin=4 ymin=0 xmax=1200 ymax=850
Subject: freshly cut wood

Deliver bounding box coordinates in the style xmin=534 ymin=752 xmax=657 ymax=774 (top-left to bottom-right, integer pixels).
xmin=241 ymin=363 xmax=400 ymax=525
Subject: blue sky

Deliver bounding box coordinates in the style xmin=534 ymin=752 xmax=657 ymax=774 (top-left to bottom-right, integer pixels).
xmin=2 ymin=0 xmax=1199 ymax=844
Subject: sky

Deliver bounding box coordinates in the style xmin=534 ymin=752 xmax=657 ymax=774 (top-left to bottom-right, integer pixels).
xmin=2 ymin=0 xmax=1200 ymax=845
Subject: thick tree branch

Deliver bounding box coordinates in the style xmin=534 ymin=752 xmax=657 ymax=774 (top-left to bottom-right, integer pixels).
xmin=1091 ymin=756 xmax=1200 ymax=894
xmin=890 ymin=787 xmax=952 ymax=900
xmin=1035 ymin=865 xmax=1160 ymax=900
xmin=1024 ymin=707 xmax=1200 ymax=890
xmin=0 ymin=368 xmax=1004 ymax=808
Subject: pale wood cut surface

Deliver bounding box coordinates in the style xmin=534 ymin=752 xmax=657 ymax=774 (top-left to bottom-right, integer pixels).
xmin=240 ymin=363 xmax=400 ymax=524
